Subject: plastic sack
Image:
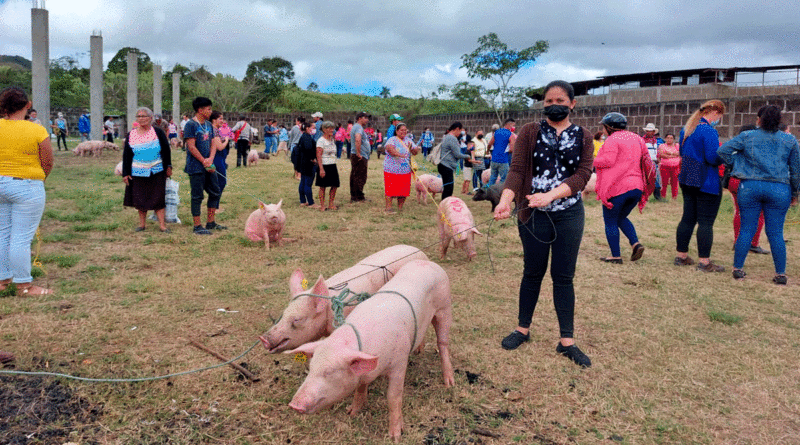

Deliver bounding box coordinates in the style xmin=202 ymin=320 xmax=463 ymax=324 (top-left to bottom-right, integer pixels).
xmin=147 ymin=178 xmax=182 ymax=224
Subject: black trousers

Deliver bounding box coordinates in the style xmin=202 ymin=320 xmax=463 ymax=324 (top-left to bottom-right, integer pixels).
xmin=516 ymin=201 xmax=585 ymax=338
xmin=437 ymin=164 xmax=455 ymax=200
xmin=236 ymin=139 xmax=250 ymax=167
xmin=188 ymin=171 xmax=221 ymax=217
xmin=676 ymin=185 xmax=722 ymax=258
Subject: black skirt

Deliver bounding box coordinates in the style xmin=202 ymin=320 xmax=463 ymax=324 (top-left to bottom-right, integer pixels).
xmin=124 ymin=170 xmax=167 ymax=211
xmin=316 ymin=164 xmax=340 ymax=188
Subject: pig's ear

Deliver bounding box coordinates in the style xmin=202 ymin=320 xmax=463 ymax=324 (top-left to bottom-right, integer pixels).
xmin=285 ymin=340 xmax=322 ymax=359
xmin=348 ymin=352 xmax=379 ymax=376
xmin=289 ymin=269 xmax=305 ymax=296
xmin=471 ymin=227 xmax=483 ymax=237
xmin=276 ymin=199 xmax=283 ymax=209
xmin=258 ymin=201 xmax=266 ymax=211
xmin=311 ymin=275 xmax=329 ymax=302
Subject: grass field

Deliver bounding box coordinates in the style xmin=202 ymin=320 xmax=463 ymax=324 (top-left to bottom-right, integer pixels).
xmin=1 ymin=141 xmax=800 ymax=445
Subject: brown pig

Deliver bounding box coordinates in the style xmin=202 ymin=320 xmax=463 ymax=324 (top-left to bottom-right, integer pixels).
xmin=260 ymin=245 xmax=429 ymax=353
xmin=437 ymin=197 xmax=481 ymax=260
xmin=414 ymin=174 xmax=443 ymax=204
xmin=287 ymin=259 xmax=455 ymax=442
xmin=244 ymin=200 xmax=286 ymax=249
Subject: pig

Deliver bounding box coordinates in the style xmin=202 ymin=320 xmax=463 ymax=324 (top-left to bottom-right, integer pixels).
xmin=260 ymin=244 xmax=429 ymax=353
xmin=471 ymin=182 xmax=505 ymax=212
xmin=414 ymin=174 xmax=443 ymax=204
xmin=258 ymin=152 xmax=270 ymax=160
xmin=287 ymin=259 xmax=455 ymax=442
xmin=74 ymin=140 xmax=118 ymax=157
xmin=582 ymin=172 xmax=597 ymax=201
xmin=247 ymin=149 xmax=259 ymax=166
xmin=437 ymin=197 xmax=481 ymax=260
xmin=114 ymin=161 xmax=123 ymax=176
xmin=244 ymin=200 xmax=286 ymax=249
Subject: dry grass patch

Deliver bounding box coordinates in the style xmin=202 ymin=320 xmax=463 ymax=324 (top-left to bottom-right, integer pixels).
xmin=1 ymin=147 xmax=799 ymax=444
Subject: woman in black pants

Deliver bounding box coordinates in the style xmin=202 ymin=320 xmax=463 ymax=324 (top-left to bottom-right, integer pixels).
xmin=437 ymin=122 xmax=472 ymax=199
xmin=493 ymin=80 xmax=595 ymax=368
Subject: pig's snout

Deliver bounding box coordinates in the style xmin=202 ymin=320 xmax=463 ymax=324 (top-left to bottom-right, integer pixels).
xmin=289 ymin=402 xmax=306 ymax=414
xmin=258 ymin=335 xmax=271 ymax=350
xmin=289 ymin=396 xmax=325 ymax=414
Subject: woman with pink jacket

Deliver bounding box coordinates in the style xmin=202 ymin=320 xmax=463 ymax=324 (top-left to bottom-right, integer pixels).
xmin=593 ymin=112 xmax=649 ymax=263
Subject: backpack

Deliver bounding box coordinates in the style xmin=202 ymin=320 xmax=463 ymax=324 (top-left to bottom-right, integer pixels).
xmin=427 ymin=143 xmax=442 ymax=165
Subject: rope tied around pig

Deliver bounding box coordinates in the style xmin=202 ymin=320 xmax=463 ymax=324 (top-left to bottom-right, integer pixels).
xmin=290 ymin=288 xmax=373 ymax=329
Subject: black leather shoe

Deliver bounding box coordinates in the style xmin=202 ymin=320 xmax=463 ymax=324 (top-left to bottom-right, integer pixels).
xmin=501 ymin=331 xmax=530 ymax=350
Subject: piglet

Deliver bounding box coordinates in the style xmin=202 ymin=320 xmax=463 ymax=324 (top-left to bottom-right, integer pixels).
xmin=247 ymin=149 xmax=259 ymax=166
xmin=414 ymin=174 xmax=443 ymax=204
xmin=471 ymin=182 xmax=505 ymax=212
xmin=114 ymin=161 xmax=123 ymax=176
xmin=437 ymin=197 xmax=481 ymax=260
xmin=244 ymin=200 xmax=285 ymax=249
xmin=260 ymin=245 xmax=428 ymax=353
xmin=287 ymin=259 xmax=455 ymax=442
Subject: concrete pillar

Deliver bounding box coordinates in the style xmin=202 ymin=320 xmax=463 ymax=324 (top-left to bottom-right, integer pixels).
xmin=153 ymin=64 xmax=162 ymax=117
xmin=172 ymin=72 xmax=180 ymax=125
xmin=89 ymin=32 xmax=103 ymax=141
xmin=31 ymin=6 xmax=50 ymax=133
xmin=126 ymin=51 xmax=138 ymax=134
xmin=727 ymin=99 xmax=737 ymax=140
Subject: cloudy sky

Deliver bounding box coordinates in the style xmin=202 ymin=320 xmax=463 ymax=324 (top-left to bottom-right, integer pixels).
xmin=2 ymin=0 xmax=799 ymax=97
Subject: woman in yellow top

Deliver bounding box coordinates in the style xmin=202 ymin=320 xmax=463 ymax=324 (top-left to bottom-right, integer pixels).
xmin=0 ymin=87 xmax=54 ymax=296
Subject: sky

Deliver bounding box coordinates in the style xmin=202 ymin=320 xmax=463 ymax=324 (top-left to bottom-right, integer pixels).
xmin=2 ymin=0 xmax=800 ymax=98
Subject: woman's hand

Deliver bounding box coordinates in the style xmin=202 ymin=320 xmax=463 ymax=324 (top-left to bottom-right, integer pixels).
xmin=319 ymin=168 xmax=326 ymax=178
xmin=166 ymin=166 xmax=172 ymax=178
xmin=792 ymin=196 xmax=798 ymax=207
xmin=493 ymin=189 xmax=515 ymax=220
xmin=526 ymin=192 xmax=555 ymax=208
xmin=123 ymin=175 xmax=131 ymax=185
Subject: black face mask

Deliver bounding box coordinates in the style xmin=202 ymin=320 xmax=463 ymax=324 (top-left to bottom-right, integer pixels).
xmin=477 ymin=135 xmax=484 ymax=139
xmin=543 ymin=105 xmax=571 ymax=122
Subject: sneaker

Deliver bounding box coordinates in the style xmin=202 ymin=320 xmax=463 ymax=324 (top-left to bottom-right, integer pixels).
xmin=732 ymin=269 xmax=746 ymax=280
xmin=193 ymin=225 xmax=212 ymax=235
xmin=696 ymin=261 xmax=725 ymax=273
xmin=556 ymin=343 xmax=592 ymax=368
xmin=599 ymin=257 xmax=623 ymax=264
xmin=674 ymin=256 xmax=695 ymax=266
xmin=749 ymin=246 xmax=770 ymax=255
xmin=205 ymin=221 xmax=227 ymax=230
xmin=631 ymin=244 xmax=645 ymax=262
xmin=501 ymin=330 xmax=530 ymax=350
xmin=773 ymin=275 xmax=788 ymax=285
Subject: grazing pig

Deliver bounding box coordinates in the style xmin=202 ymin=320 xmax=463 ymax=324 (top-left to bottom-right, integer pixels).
xmin=247 ymin=149 xmax=259 ymax=166
xmin=437 ymin=197 xmax=481 ymax=260
xmin=414 ymin=174 xmax=443 ymax=204
xmin=114 ymin=161 xmax=123 ymax=176
xmin=287 ymin=259 xmax=455 ymax=442
xmin=245 ymin=200 xmax=286 ymax=249
xmin=582 ymin=172 xmax=597 ymax=201
xmin=258 ymin=152 xmax=270 ymax=160
xmin=74 ymin=140 xmax=119 ymax=157
xmin=471 ymin=182 xmax=505 ymax=212
xmin=260 ymin=245 xmax=429 ymax=353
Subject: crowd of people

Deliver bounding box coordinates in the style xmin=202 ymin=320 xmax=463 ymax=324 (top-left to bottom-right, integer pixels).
xmin=2 ymin=83 xmax=799 ymax=370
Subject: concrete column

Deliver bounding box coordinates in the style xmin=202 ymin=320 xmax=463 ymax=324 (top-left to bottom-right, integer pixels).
xmin=89 ymin=32 xmax=103 ymax=141
xmin=153 ymin=64 xmax=162 ymax=116
xmin=727 ymin=99 xmax=737 ymax=140
xmin=172 ymin=72 xmax=181 ymax=125
xmin=126 ymin=51 xmax=138 ymax=134
xmin=31 ymin=7 xmax=50 ymax=133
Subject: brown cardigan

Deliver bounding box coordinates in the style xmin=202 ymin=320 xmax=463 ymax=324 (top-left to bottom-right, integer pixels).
xmin=504 ymin=121 xmax=594 ymax=221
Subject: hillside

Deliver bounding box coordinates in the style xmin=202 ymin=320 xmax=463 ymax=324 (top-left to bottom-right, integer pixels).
xmin=0 ymin=55 xmax=32 ymax=70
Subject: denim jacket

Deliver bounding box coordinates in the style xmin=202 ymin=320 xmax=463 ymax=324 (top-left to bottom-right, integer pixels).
xmin=718 ymin=128 xmax=800 ymax=197
xmin=679 ymin=119 xmax=723 ymax=195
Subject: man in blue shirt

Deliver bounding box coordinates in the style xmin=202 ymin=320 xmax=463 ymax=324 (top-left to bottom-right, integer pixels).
xmin=312 ymin=112 xmax=324 ymax=142
xmin=349 ymin=112 xmax=372 ymax=202
xmin=78 ymin=111 xmax=90 ymax=142
xmin=183 ymin=97 xmax=224 ymax=235
xmin=487 ymin=118 xmax=517 ymax=184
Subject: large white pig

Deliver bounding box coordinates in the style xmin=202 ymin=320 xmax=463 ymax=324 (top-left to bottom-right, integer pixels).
xmin=437 ymin=197 xmax=481 ymax=260
xmin=287 ymin=259 xmax=455 ymax=442
xmin=247 ymin=149 xmax=259 ymax=166
xmin=244 ymin=200 xmax=286 ymax=249
xmin=414 ymin=174 xmax=443 ymax=204
xmin=260 ymin=245 xmax=429 ymax=353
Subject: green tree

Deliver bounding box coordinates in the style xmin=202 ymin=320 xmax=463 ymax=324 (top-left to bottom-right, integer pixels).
xmin=0 ymin=66 xmax=32 ymax=93
xmin=107 ymin=47 xmax=152 ymax=74
xmin=194 ymin=73 xmax=259 ymax=112
xmin=306 ymin=81 xmax=319 ymax=92
xmin=450 ymin=82 xmax=488 ymax=107
xmin=460 ymin=32 xmax=548 ymax=121
xmin=379 ymin=86 xmax=391 ymax=98
xmin=244 ymin=56 xmax=295 ymax=111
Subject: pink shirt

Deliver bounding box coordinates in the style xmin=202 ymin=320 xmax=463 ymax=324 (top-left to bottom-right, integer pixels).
xmin=593 ymin=130 xmax=646 ymax=208
xmin=657 ymin=143 xmax=681 ymax=168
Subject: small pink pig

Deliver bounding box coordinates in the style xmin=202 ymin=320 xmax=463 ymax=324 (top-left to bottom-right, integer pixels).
xmin=247 ymin=149 xmax=259 ymax=166
xmin=244 ymin=200 xmax=285 ymax=249
xmin=414 ymin=174 xmax=443 ymax=204
xmin=260 ymin=245 xmax=429 ymax=353
xmin=287 ymin=259 xmax=455 ymax=442
xmin=114 ymin=161 xmax=123 ymax=176
xmin=437 ymin=197 xmax=481 ymax=260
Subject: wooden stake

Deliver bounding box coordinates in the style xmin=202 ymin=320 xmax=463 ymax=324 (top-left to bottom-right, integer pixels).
xmin=189 ymin=340 xmax=260 ymax=382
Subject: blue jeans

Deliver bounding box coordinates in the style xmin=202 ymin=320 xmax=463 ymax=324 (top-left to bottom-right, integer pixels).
xmin=489 ymin=162 xmax=509 ymax=185
xmin=0 ymin=177 xmax=46 ymax=283
xmin=733 ymin=180 xmax=791 ymax=274
xmin=602 ymin=189 xmax=642 ymax=257
xmin=263 ymin=136 xmax=274 ymax=154
xmin=299 ymin=173 xmax=315 ymax=205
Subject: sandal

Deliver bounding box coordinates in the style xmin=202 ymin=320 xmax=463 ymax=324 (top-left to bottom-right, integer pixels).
xmin=16 ymin=284 xmax=53 ymax=296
